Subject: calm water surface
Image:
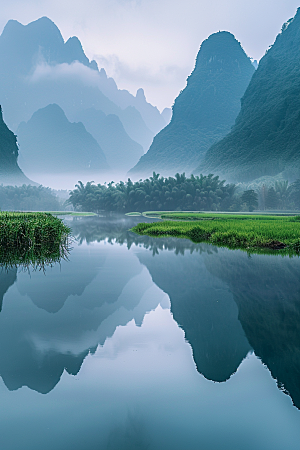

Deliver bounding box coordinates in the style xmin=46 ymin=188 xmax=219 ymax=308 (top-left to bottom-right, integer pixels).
xmin=0 ymin=215 xmax=300 ymax=450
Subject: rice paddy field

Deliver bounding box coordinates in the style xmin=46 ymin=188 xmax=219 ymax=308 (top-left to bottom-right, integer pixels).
xmin=0 ymin=212 xmax=71 ymax=267
xmin=132 ymin=212 xmax=300 ymax=255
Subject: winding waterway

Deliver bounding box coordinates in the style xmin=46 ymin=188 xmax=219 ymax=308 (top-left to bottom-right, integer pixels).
xmin=1 ymin=215 xmax=300 ymax=450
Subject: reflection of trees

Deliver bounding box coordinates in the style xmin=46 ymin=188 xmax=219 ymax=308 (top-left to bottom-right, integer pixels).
xmin=70 ymin=215 xmax=215 ymax=256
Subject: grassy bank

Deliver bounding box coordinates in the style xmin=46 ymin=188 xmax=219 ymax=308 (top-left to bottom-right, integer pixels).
xmin=132 ymin=213 xmax=300 ymax=255
xmin=0 ymin=212 xmax=71 ymax=267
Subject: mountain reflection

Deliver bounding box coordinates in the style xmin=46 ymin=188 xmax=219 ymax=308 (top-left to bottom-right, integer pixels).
xmin=1 ymin=214 xmax=300 ymax=409
xmin=0 ymin=267 xmax=17 ymax=311
xmin=137 ymin=246 xmax=252 ymax=382
xmin=0 ymin=217 xmax=164 ymax=393
xmin=205 ymin=251 xmax=300 ymax=410
xmin=135 ymin=233 xmax=300 ymax=410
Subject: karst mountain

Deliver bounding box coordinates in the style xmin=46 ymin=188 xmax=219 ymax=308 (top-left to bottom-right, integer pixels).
xmin=0 ymin=106 xmax=32 ymax=185
xmin=130 ymin=31 xmax=255 ymax=177
xmin=199 ymin=8 xmax=300 ymax=182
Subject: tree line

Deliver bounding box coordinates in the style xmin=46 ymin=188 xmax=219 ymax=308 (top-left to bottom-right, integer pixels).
xmin=0 ymin=185 xmax=61 ymax=211
xmin=68 ymin=174 xmax=300 ymax=213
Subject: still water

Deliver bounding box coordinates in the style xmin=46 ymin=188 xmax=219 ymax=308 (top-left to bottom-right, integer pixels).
xmin=1 ymin=215 xmax=300 ymax=450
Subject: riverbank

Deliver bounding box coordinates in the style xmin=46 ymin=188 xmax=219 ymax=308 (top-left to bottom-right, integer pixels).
xmin=131 ymin=212 xmax=300 ymax=254
xmin=0 ymin=212 xmax=71 ymax=267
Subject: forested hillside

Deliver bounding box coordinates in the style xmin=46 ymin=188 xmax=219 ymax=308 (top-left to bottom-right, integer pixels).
xmin=200 ymin=8 xmax=300 ymax=182
xmin=130 ymin=32 xmax=254 ymax=176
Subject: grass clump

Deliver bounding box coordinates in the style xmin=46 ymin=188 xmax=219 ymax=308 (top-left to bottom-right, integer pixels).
xmin=0 ymin=212 xmax=71 ymax=267
xmin=132 ymin=213 xmax=300 ymax=255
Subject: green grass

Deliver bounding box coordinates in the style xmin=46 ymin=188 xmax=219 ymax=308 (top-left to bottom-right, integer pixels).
xmin=132 ymin=213 xmax=300 ymax=255
xmin=143 ymin=211 xmax=299 ymax=219
xmin=0 ymin=212 xmax=71 ymax=267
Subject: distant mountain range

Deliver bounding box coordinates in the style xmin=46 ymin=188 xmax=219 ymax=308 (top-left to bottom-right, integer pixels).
xmin=0 ymin=16 xmax=169 ymax=180
xmin=130 ymin=32 xmax=255 ymax=177
xmin=0 ymin=106 xmax=32 ymax=185
xmin=199 ymin=8 xmax=300 ymax=182
xmin=2 ymin=11 xmax=300 ymax=186
xmin=17 ymin=104 xmax=109 ymax=175
xmin=75 ymin=108 xmax=144 ymax=173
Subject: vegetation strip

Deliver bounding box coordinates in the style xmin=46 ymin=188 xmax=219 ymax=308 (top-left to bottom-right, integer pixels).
xmin=0 ymin=212 xmax=71 ymax=267
xmin=132 ymin=213 xmax=300 ymax=255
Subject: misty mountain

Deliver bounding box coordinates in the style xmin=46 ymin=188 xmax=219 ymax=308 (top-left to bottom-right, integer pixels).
xmin=130 ymin=31 xmax=254 ymax=177
xmin=76 ymin=108 xmax=143 ymax=172
xmin=17 ymin=104 xmax=109 ymax=175
xmin=200 ymin=8 xmax=300 ymax=182
xmin=161 ymin=107 xmax=172 ymax=125
xmin=0 ymin=17 xmax=164 ymax=151
xmin=96 ymin=73 xmax=166 ymax=135
xmin=0 ymin=106 xmax=32 ymax=185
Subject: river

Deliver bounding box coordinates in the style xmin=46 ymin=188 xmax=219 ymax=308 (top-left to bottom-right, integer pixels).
xmin=0 ymin=215 xmax=300 ymax=450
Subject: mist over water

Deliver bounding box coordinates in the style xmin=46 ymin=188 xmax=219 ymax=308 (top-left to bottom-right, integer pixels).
xmin=25 ymin=171 xmax=134 ymax=190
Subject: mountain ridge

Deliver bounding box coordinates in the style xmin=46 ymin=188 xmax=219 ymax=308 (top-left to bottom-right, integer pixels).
xmin=130 ymin=31 xmax=255 ymax=177
xmin=199 ymin=8 xmax=300 ymax=182
xmin=17 ymin=104 xmax=110 ymax=175
xmin=0 ymin=17 xmax=166 ymax=152
xmin=0 ymin=106 xmax=33 ymax=185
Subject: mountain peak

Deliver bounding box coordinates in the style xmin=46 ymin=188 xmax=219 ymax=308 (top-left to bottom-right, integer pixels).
xmin=136 ymin=88 xmax=146 ymax=100
xmin=199 ymin=7 xmax=300 ymax=181
xmin=1 ymin=16 xmax=64 ymax=45
xmin=131 ymin=31 xmax=254 ymax=176
xmin=0 ymin=17 xmax=97 ymax=73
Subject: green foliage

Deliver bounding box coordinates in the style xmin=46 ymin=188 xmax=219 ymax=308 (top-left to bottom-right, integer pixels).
xmin=68 ymin=175 xmax=300 ymax=214
xmin=0 ymin=212 xmax=71 ymax=267
xmin=0 ymin=184 xmax=62 ymax=211
xmin=200 ymin=9 xmax=300 ymax=181
xmin=132 ymin=214 xmax=300 ymax=255
xmin=68 ymin=173 xmax=238 ymax=213
xmin=241 ymin=190 xmax=258 ymax=212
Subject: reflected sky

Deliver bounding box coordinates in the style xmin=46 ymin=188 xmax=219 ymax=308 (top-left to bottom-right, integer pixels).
xmin=0 ymin=216 xmax=300 ymax=449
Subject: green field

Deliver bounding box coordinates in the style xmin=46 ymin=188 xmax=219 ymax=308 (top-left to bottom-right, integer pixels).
xmin=0 ymin=212 xmax=71 ymax=267
xmin=132 ymin=212 xmax=300 ymax=255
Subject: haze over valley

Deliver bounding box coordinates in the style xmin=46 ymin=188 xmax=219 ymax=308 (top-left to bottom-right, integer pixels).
xmin=2 ymin=8 xmax=300 ymax=196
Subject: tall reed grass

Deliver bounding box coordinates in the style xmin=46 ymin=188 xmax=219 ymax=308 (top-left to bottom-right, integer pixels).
xmin=0 ymin=212 xmax=71 ymax=267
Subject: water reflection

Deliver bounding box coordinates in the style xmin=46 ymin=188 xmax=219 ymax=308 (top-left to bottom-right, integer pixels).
xmin=71 ymin=215 xmax=300 ymax=409
xmin=107 ymin=410 xmax=151 ymax=450
xmin=0 ymin=214 xmax=300 ymax=415
xmin=205 ymin=251 xmax=300 ymax=409
xmin=0 ymin=268 xmax=17 ymax=311
xmin=137 ymin=249 xmax=251 ymax=382
xmin=0 ymin=222 xmax=165 ymax=393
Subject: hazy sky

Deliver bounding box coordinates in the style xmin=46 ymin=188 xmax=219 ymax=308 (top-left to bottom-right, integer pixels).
xmin=1 ymin=0 xmax=299 ymax=110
